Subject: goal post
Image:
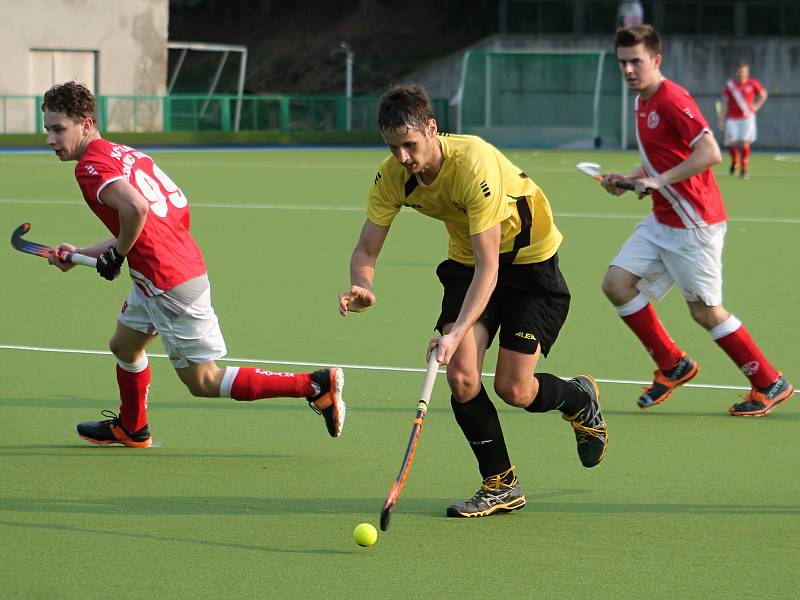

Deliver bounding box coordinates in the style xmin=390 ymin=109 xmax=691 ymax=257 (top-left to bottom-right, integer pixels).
xmin=454 ymin=49 xmax=627 ymax=149
xmin=167 ymin=41 xmax=248 ymax=132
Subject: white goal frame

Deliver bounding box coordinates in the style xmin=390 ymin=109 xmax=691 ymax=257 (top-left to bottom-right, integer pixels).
xmin=167 ymin=41 xmax=248 ymax=132
xmin=453 ymin=49 xmax=628 ymax=149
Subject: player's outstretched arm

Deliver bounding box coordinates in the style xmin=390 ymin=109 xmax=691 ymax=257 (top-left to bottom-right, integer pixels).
xmin=339 ymin=219 xmax=389 ymax=316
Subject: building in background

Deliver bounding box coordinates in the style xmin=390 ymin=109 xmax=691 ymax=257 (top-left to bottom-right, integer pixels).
xmin=0 ymin=0 xmax=168 ymax=132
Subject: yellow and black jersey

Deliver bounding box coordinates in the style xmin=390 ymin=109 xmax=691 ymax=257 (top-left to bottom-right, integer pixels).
xmin=367 ymin=133 xmax=562 ymax=265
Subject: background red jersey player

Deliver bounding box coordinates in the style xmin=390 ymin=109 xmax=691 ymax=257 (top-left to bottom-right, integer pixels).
xmin=599 ymin=26 xmax=792 ymax=417
xmin=718 ymin=62 xmax=768 ymax=178
xmin=40 ymin=82 xmax=345 ymax=447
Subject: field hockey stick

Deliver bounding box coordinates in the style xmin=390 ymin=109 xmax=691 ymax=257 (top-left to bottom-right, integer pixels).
xmin=379 ymin=352 xmax=440 ymax=531
xmin=11 ymin=223 xmax=98 ymax=268
xmin=576 ymin=161 xmax=651 ymax=194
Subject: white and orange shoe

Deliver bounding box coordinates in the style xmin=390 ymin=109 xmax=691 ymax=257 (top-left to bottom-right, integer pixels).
xmin=307 ymin=368 xmax=345 ymax=437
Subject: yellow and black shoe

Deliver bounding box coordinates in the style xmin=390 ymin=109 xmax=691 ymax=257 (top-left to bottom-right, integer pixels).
xmin=307 ymin=368 xmax=346 ymax=438
xmin=446 ymin=468 xmax=526 ymax=518
xmin=729 ymin=374 xmax=793 ymax=417
xmin=76 ymin=410 xmax=152 ymax=448
xmin=564 ymin=375 xmax=608 ymax=468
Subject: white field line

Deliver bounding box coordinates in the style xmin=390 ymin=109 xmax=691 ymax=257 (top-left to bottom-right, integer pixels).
xmin=1 ymin=197 xmax=799 ymax=225
xmin=0 ymin=343 xmax=762 ymax=392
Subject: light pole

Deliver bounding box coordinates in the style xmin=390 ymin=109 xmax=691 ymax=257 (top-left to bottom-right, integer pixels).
xmin=334 ymin=41 xmax=354 ymax=131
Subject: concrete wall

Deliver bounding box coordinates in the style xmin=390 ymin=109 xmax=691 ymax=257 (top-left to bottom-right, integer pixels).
xmin=0 ymin=0 xmax=168 ymax=132
xmin=403 ymin=34 xmax=800 ymax=150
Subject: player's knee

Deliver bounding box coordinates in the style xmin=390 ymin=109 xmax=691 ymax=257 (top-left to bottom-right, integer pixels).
xmin=494 ymin=378 xmax=532 ymax=408
xmin=109 ymin=339 xmax=139 ymax=364
xmin=446 ymin=368 xmax=480 ymax=403
xmin=182 ymin=375 xmax=218 ymax=398
xmin=602 ymin=270 xmax=634 ymax=304
xmin=688 ymin=303 xmax=728 ymax=330
xmin=600 ymin=272 xmax=619 ymax=300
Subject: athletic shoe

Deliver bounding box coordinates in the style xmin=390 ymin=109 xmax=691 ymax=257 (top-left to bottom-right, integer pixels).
xmin=638 ymin=355 xmax=699 ymax=409
xmin=740 ymin=170 xmax=749 ymax=180
xmin=563 ymin=375 xmax=608 ymax=468
xmin=729 ymin=374 xmax=794 ymax=417
xmin=76 ymin=410 xmax=152 ymax=448
xmin=307 ymin=368 xmax=345 ymax=437
xmin=446 ymin=470 xmax=526 ymax=518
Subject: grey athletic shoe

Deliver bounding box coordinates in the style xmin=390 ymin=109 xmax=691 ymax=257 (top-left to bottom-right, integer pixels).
xmin=564 ymin=375 xmax=608 ymax=468
xmin=307 ymin=368 xmax=345 ymax=437
xmin=446 ymin=470 xmax=526 ymax=518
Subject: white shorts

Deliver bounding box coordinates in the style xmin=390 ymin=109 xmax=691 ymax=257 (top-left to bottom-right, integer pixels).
xmin=611 ymin=213 xmax=726 ymax=305
xmin=118 ymin=284 xmax=227 ymax=368
xmin=724 ymin=117 xmax=757 ymax=145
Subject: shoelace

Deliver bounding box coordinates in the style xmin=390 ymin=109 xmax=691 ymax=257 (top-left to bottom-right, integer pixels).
xmin=100 ymin=409 xmax=120 ymax=421
xmin=571 ymin=405 xmax=605 ymax=432
xmin=738 ymin=389 xmax=766 ymax=405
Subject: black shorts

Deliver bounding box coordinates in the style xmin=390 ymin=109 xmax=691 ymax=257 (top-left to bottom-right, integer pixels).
xmin=434 ymin=254 xmax=570 ymax=356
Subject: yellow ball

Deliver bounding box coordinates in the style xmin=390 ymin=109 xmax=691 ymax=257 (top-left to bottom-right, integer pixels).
xmin=353 ymin=523 xmax=378 ymax=547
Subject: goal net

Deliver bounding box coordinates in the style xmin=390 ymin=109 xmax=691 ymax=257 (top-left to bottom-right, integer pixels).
xmin=456 ymin=50 xmax=626 ymax=149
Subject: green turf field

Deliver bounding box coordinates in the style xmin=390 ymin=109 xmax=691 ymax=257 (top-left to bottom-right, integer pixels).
xmin=1 ymin=148 xmax=798 ymax=599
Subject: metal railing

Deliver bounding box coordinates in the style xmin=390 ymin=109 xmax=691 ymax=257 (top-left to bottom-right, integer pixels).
xmin=1 ymin=94 xmax=450 ymax=135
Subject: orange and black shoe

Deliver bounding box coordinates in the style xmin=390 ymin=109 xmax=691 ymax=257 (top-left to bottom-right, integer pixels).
xmin=729 ymin=374 xmax=794 ymax=417
xmin=638 ymin=355 xmax=699 ymax=409
xmin=307 ymin=368 xmax=345 ymax=438
xmin=76 ymin=410 xmax=152 ymax=448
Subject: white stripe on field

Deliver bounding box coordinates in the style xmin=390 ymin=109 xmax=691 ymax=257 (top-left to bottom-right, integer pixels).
xmin=2 ymin=197 xmax=799 ymax=225
xmin=0 ymin=343 xmax=765 ymax=392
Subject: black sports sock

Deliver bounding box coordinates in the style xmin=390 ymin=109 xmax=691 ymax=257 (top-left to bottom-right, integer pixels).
xmin=525 ymin=373 xmax=587 ymax=416
xmin=451 ymin=385 xmax=512 ymax=480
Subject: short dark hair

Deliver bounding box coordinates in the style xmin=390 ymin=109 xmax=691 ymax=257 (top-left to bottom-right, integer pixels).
xmin=377 ymin=84 xmax=435 ymax=134
xmin=614 ymin=24 xmax=662 ymax=56
xmin=41 ymin=81 xmax=96 ymax=120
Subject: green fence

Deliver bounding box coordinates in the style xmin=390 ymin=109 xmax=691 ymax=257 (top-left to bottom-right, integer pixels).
xmin=1 ymin=94 xmax=449 ymax=135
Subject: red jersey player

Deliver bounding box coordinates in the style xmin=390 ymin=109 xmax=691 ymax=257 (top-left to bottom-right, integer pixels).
xmin=40 ymin=82 xmax=345 ymax=446
xmin=599 ymin=26 xmax=792 ymax=417
xmin=719 ymin=62 xmax=767 ymax=178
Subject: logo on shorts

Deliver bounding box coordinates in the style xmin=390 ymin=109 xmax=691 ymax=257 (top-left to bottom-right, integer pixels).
xmin=515 ymin=331 xmax=537 ymax=340
xmin=740 ymin=361 xmax=760 ymax=376
xmin=120 ymin=300 xmax=129 ymax=314
xmin=647 ymin=111 xmax=660 ymax=129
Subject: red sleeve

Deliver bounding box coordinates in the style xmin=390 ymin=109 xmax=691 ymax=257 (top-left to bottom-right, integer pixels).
xmin=75 ymin=149 xmax=124 ymax=204
xmin=662 ymin=92 xmax=709 ymax=147
xmin=752 ymin=79 xmax=765 ymax=94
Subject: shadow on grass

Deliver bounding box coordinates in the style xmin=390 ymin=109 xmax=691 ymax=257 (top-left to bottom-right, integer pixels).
xmin=0 ymin=489 xmax=796 ymax=518
xmin=0 ymin=396 xmax=456 ymax=414
xmin=0 ymin=518 xmax=351 ymax=556
xmin=601 ymin=408 xmax=800 ymax=420
xmin=0 ymin=445 xmax=294 ymax=459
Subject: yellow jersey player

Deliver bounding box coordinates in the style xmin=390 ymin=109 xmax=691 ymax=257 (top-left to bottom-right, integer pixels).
xmin=338 ymin=84 xmax=608 ymax=519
